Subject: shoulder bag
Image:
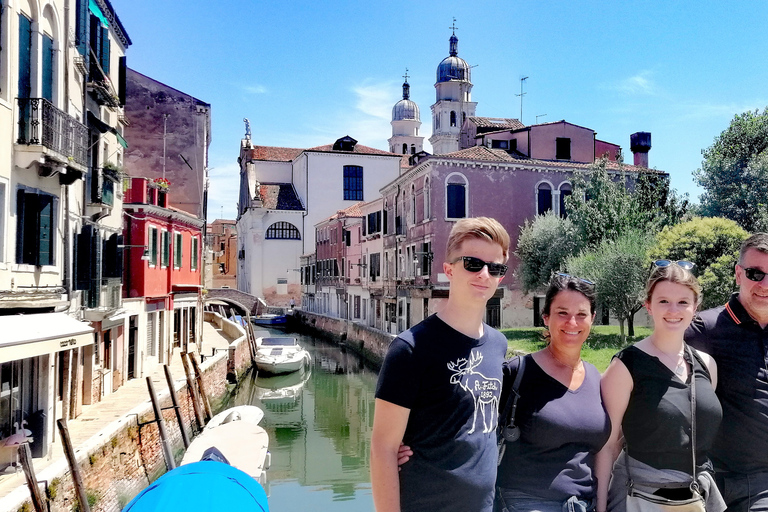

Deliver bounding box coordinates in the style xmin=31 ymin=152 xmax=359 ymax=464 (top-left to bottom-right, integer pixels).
xmin=497 ymin=355 xmax=526 ymax=466
xmin=624 ymin=345 xmax=706 ymax=512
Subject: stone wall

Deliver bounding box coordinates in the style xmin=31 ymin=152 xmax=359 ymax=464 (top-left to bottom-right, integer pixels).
xmin=292 ymin=310 xmax=395 ymax=367
xmin=6 ymin=314 xmax=250 ymax=512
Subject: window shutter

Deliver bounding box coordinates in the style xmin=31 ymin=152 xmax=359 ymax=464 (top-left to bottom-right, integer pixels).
xmin=75 ymin=0 xmax=89 ymax=56
xmin=100 ymin=25 xmax=110 ymax=75
xmin=42 ymin=35 xmax=54 ymax=102
xmin=447 ymin=183 xmax=466 ymax=219
xmin=35 ymin=194 xmax=52 ymax=266
xmin=118 ymin=56 xmax=127 ymax=105
xmin=75 ymin=226 xmax=93 ymax=290
xmin=115 ymin=234 xmax=124 ymax=279
xmin=16 ymin=190 xmax=26 ymax=264
xmin=18 ymin=14 xmax=32 ymax=98
xmin=89 ymin=15 xmax=100 ymax=79
xmin=89 ymin=229 xmax=102 ymax=308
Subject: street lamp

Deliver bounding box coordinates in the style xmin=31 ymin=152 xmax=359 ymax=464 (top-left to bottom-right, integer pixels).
xmin=119 ymin=244 xmax=151 ymax=261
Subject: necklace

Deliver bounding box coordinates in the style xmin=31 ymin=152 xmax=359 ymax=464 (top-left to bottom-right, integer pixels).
xmin=547 ymin=345 xmax=582 ymax=373
xmin=651 ymin=339 xmax=686 ymax=376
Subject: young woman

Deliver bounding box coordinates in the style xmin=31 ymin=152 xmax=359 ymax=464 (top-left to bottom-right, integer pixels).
xmin=595 ymin=261 xmax=724 ymax=512
xmin=494 ymin=273 xmax=611 ymax=512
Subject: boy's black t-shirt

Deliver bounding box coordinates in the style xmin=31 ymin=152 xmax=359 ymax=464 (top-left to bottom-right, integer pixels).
xmin=375 ymin=314 xmax=508 ymax=512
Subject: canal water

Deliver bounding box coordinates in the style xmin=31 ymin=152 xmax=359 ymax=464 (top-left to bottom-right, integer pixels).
xmin=223 ymin=330 xmax=377 ymax=510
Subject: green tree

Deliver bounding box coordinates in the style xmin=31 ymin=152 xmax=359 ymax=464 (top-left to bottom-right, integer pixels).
xmin=649 ymin=216 xmax=747 ymax=308
xmin=694 ymin=108 xmax=768 ymax=232
xmin=566 ymin=230 xmax=653 ymax=342
xmin=514 ymin=212 xmax=580 ymax=292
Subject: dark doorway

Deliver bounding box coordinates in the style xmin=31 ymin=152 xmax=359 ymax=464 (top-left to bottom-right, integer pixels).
xmin=486 ymin=298 xmax=501 ymax=328
xmin=127 ymin=316 xmax=137 ymax=379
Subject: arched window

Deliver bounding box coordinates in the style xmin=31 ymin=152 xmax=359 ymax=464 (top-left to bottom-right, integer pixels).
xmin=559 ymin=182 xmax=572 ymax=218
xmin=265 ymin=222 xmax=301 ymax=240
xmin=402 ymin=143 xmax=408 ymax=154
xmin=445 ymin=173 xmax=468 ymax=219
xmin=537 ymin=182 xmax=553 ymax=215
xmin=424 ymin=177 xmax=431 ymax=220
xmin=411 ymin=184 xmax=417 ymax=225
xmin=450 ymin=111 xmax=457 ymax=127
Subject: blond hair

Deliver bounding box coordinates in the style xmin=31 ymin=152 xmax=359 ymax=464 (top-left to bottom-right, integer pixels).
xmin=445 ymin=217 xmax=510 ymax=263
xmin=645 ymin=264 xmax=702 ymax=306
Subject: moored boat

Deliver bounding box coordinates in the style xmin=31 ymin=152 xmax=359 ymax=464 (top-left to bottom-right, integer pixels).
xmin=254 ymin=337 xmax=311 ymax=375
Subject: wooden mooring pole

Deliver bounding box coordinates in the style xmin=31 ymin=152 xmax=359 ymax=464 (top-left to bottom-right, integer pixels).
xmin=180 ymin=352 xmax=205 ymax=428
xmin=163 ymin=365 xmax=190 ymax=449
xmin=18 ymin=443 xmax=46 ymax=512
xmin=189 ymin=353 xmax=213 ymax=420
xmin=146 ymin=377 xmax=176 ymax=471
xmin=57 ymin=419 xmax=91 ymax=512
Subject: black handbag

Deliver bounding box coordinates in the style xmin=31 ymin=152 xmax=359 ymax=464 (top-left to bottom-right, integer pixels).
xmin=497 ymin=355 xmax=526 ymax=466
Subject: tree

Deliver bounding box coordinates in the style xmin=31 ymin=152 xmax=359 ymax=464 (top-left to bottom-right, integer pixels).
xmin=514 ymin=212 xmax=580 ymax=293
xmin=649 ymin=216 xmax=748 ymax=308
xmin=695 ymin=108 xmax=768 ymax=232
xmin=566 ymin=230 xmax=653 ymax=342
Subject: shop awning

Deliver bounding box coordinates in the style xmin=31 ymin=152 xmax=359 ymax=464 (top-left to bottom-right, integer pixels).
xmin=0 ymin=313 xmax=94 ymax=363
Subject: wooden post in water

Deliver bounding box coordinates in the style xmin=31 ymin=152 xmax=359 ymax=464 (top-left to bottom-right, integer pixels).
xmin=180 ymin=352 xmax=205 ymax=428
xmin=18 ymin=443 xmax=46 ymax=512
xmin=146 ymin=377 xmax=176 ymax=471
xmin=57 ymin=419 xmax=91 ymax=512
xmin=163 ymin=365 xmax=190 ymax=448
xmin=189 ymin=353 xmax=213 ymax=420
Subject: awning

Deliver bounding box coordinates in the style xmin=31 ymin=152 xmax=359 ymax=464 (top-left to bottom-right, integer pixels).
xmin=88 ymin=0 xmax=109 ymax=28
xmin=115 ymin=131 xmax=128 ymax=148
xmin=0 ymin=313 xmax=94 ymax=363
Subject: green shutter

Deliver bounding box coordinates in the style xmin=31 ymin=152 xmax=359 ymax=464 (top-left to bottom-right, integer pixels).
xmin=162 ymin=231 xmax=170 ymax=267
xmin=174 ymin=232 xmax=182 ymax=268
xmin=37 ymin=194 xmax=53 ymax=266
xmin=100 ymin=25 xmax=110 ymax=75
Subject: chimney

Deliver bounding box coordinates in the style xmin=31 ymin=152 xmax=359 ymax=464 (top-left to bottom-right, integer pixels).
xmin=630 ymin=132 xmax=651 ymax=167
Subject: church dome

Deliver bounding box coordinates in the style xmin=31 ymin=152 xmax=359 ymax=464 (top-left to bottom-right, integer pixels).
xmin=436 ymin=34 xmax=470 ymax=83
xmin=392 ymin=79 xmax=420 ymax=121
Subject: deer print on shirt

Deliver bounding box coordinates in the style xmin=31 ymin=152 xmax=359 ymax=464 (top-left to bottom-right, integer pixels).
xmin=447 ymin=351 xmax=501 ymax=434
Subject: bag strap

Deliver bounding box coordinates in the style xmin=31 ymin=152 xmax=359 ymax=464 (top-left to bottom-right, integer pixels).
xmin=497 ymin=355 xmax=526 ymax=466
xmin=686 ymin=344 xmax=699 ymax=493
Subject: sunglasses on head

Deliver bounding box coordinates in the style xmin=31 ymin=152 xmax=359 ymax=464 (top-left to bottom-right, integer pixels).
xmin=742 ymin=267 xmax=768 ymax=282
xmin=454 ymin=256 xmax=508 ymax=277
xmin=652 ymin=260 xmax=695 ymax=270
xmin=556 ymin=272 xmax=595 ymax=286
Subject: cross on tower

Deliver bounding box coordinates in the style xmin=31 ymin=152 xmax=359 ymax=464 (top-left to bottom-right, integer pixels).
xmin=449 ymin=18 xmax=458 ymax=34
xmin=403 ymin=68 xmax=409 ymax=83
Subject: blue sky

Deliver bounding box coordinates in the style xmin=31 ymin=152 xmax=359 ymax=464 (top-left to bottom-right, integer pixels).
xmin=112 ymin=0 xmax=768 ymax=221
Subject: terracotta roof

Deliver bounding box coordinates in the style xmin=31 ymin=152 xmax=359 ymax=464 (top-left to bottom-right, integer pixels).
xmin=442 ymin=146 xmax=665 ymax=174
xmin=250 ymin=146 xmax=304 ymax=162
xmin=319 ymin=202 xmax=366 ymax=223
xmin=305 ymin=143 xmax=400 ymax=156
xmin=258 ymin=183 xmax=304 ymax=210
xmin=466 ymin=117 xmax=525 ymax=130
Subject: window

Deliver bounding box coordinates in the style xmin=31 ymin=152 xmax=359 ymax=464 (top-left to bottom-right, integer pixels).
xmin=383 ymin=201 xmax=389 ymax=235
xmin=265 ymin=222 xmax=300 ymax=239
xmin=367 ymin=211 xmax=381 ymax=234
xmin=537 ymin=182 xmax=553 ymax=215
xmin=42 ymin=34 xmax=54 ymax=102
xmin=559 ymin=183 xmax=572 ymax=218
xmin=556 ymin=138 xmax=571 ymax=160
xmin=343 ymin=165 xmax=363 ymax=201
xmin=18 ymin=14 xmax=32 ymax=99
xmin=89 ymin=11 xmax=110 ymax=80
xmin=445 ymin=173 xmax=468 ymax=219
xmin=424 ymin=178 xmax=431 ymax=220
xmin=16 ymin=189 xmax=56 ymax=266
xmin=402 ymin=143 xmax=407 ymax=154
xmin=450 ymin=111 xmax=457 ymax=127
xmin=148 ymin=226 xmax=158 ymax=266
xmin=161 ymin=230 xmax=170 ymax=268
xmin=491 ymin=139 xmax=509 ymax=149
xmin=174 ymin=232 xmax=182 ymax=269
xmin=354 ymin=296 xmax=360 ymax=319
xmin=191 ymin=237 xmax=199 ymax=271
xmin=410 ymin=184 xmax=416 ymax=225
xmin=421 ymin=242 xmax=432 ymax=277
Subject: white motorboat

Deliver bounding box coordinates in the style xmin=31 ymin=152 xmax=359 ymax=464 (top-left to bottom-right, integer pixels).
xmin=254 ymin=337 xmax=311 ymax=375
xmin=204 ymin=405 xmax=265 ymax=431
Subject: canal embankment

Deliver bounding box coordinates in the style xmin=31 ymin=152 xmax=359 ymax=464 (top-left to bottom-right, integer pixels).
xmin=290 ymin=310 xmax=395 ymax=367
xmin=0 ymin=312 xmax=252 ymax=512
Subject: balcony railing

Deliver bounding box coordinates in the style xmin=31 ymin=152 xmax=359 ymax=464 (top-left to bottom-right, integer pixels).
xmin=17 ymin=98 xmax=88 ymax=166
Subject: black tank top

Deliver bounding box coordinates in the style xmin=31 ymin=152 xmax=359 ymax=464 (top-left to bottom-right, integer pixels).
xmin=617 ymin=345 xmax=722 ymax=473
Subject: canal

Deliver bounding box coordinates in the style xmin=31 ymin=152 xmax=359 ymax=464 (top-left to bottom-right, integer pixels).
xmin=223 ymin=330 xmax=377 ymax=510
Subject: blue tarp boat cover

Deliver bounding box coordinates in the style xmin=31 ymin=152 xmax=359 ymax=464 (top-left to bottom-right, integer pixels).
xmin=122 ymin=461 xmax=269 ymax=511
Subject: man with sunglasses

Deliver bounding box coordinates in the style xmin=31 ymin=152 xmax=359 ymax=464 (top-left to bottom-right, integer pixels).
xmin=686 ymin=233 xmax=768 ymax=512
xmin=371 ymin=217 xmax=510 ymax=512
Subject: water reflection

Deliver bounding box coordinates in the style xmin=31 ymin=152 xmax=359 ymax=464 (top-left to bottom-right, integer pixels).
xmin=224 ymin=332 xmax=377 ymax=509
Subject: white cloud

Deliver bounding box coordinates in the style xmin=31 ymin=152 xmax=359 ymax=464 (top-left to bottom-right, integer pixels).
xmin=206 ymin=161 xmax=240 ymax=220
xmin=242 ymin=84 xmax=267 ymax=95
xmin=352 ymin=82 xmax=396 ymax=120
xmin=614 ymin=71 xmax=656 ymax=95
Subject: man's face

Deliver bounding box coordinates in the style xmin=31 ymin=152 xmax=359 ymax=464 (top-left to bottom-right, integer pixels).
xmin=736 ymin=248 xmax=768 ymax=324
xmin=443 ymin=238 xmax=506 ymax=305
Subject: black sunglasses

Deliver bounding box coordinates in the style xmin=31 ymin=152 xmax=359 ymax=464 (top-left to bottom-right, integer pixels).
xmin=454 ymin=256 xmax=508 ymax=277
xmin=556 ymin=272 xmax=595 ymax=286
xmin=652 ymin=260 xmax=695 ymax=270
xmin=742 ymin=267 xmax=768 ymax=282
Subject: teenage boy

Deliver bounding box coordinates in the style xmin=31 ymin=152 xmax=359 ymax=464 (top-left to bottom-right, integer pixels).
xmin=687 ymin=233 xmax=768 ymax=512
xmin=371 ymin=217 xmax=510 ymax=512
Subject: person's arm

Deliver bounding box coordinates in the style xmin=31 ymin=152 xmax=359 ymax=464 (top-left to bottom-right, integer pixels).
xmin=371 ymin=398 xmax=411 ymax=512
xmin=595 ymin=358 xmax=633 ymax=512
xmin=693 ymin=348 xmax=719 ymax=390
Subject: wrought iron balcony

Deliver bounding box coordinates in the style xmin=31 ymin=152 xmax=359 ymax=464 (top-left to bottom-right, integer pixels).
xmin=17 ymin=98 xmax=88 ymax=167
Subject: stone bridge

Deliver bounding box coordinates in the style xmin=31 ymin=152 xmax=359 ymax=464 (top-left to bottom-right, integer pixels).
xmin=206 ymin=288 xmax=265 ymax=314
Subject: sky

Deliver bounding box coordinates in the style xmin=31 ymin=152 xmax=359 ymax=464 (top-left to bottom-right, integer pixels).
xmin=111 ymin=0 xmax=768 ymax=222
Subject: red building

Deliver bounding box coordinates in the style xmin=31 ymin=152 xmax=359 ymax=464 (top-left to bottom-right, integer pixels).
xmin=122 ymin=178 xmax=204 ymax=367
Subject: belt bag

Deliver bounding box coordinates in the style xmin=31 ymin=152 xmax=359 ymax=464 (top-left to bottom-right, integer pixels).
xmin=625 ymin=345 xmax=705 ymax=512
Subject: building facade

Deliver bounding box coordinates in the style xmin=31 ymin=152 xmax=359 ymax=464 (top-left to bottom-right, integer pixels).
xmin=208 ymin=219 xmax=238 ymax=289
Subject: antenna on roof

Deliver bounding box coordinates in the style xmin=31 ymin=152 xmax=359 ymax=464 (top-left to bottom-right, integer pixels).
xmin=515 ymin=77 xmax=528 ymax=124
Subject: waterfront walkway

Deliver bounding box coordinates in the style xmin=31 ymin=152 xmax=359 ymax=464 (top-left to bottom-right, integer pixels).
xmin=0 ymin=320 xmax=235 ymax=504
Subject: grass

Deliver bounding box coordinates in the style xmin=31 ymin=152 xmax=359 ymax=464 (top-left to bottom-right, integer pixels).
xmin=501 ymin=325 xmax=653 ymax=372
